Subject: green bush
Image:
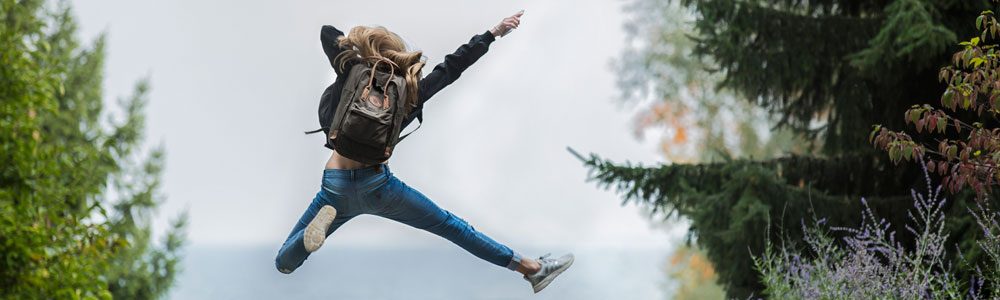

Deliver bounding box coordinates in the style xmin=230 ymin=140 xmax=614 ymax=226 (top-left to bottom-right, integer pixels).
xmin=0 ymin=1 xmax=185 ymax=299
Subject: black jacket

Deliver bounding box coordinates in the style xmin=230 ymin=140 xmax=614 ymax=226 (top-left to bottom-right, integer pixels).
xmin=318 ymin=25 xmax=496 ymax=149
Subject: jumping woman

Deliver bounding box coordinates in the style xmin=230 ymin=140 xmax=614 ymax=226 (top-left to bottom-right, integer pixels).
xmin=274 ymin=11 xmax=574 ymax=293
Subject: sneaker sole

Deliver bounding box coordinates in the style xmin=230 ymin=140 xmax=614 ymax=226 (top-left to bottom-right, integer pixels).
xmin=304 ymin=205 xmax=337 ymax=253
xmin=533 ymin=254 xmax=575 ymax=293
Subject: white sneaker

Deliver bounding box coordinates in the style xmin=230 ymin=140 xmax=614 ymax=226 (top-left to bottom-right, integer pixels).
xmin=304 ymin=205 xmax=337 ymax=253
xmin=524 ymin=253 xmax=574 ymax=293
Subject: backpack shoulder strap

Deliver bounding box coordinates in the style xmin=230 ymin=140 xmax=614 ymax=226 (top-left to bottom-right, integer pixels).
xmin=397 ymin=112 xmax=422 ymax=143
xmin=398 ymin=123 xmax=421 ymax=142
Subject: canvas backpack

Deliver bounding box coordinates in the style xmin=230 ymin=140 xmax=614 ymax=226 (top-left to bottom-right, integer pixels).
xmin=307 ymin=56 xmax=417 ymax=164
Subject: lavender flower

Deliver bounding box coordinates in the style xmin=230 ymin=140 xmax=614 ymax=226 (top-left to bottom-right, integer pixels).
xmin=753 ymin=161 xmax=989 ymax=299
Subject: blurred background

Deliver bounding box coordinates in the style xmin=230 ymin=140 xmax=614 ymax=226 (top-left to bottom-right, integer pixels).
xmin=68 ymin=0 xmax=686 ymax=298
xmin=9 ymin=0 xmax=994 ymax=298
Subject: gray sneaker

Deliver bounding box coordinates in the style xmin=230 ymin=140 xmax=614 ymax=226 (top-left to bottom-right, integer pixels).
xmin=524 ymin=253 xmax=574 ymax=293
xmin=304 ymin=205 xmax=337 ymax=253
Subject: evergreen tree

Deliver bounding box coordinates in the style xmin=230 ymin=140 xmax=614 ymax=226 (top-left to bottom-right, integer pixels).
xmin=0 ymin=1 xmax=185 ymax=299
xmin=585 ymin=0 xmax=994 ymax=297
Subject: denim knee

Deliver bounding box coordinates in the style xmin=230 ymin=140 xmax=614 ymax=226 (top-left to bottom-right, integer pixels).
xmin=275 ymin=256 xmax=296 ymax=274
xmin=426 ymin=212 xmax=472 ymax=236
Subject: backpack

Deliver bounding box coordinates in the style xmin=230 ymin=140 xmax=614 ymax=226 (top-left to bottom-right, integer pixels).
xmin=306 ymin=57 xmax=415 ymax=164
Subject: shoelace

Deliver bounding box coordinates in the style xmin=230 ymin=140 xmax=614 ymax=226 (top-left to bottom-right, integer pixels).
xmin=525 ymin=253 xmax=556 ymax=280
xmin=537 ymin=253 xmax=555 ymax=270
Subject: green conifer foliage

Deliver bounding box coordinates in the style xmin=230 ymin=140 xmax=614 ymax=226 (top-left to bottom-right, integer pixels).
xmin=587 ymin=0 xmax=993 ymax=297
xmin=0 ymin=1 xmax=185 ymax=299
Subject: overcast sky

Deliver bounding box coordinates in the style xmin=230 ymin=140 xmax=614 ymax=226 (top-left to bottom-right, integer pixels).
xmin=69 ymin=0 xmax=679 ymax=253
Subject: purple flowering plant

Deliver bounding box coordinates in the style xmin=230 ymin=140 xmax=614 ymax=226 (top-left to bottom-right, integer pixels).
xmin=753 ymin=162 xmax=996 ymax=299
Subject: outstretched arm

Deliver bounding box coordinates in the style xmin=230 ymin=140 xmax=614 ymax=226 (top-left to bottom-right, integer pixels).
xmin=320 ymin=25 xmax=348 ymax=75
xmin=407 ymin=11 xmax=523 ymax=124
xmin=415 ymin=31 xmax=496 ymax=103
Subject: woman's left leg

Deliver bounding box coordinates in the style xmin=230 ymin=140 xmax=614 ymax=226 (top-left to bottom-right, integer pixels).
xmin=370 ymin=175 xmax=523 ymax=271
xmin=274 ymin=189 xmax=355 ymax=274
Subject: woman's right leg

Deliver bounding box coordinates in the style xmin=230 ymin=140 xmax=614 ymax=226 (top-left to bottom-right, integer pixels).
xmin=371 ymin=175 xmax=524 ymax=272
xmin=275 ymin=189 xmax=354 ymax=274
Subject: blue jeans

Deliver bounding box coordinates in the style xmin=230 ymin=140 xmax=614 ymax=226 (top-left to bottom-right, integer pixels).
xmin=275 ymin=164 xmax=523 ymax=274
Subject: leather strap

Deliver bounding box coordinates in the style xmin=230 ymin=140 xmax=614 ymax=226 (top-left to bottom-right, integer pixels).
xmin=361 ymin=56 xmax=399 ymax=108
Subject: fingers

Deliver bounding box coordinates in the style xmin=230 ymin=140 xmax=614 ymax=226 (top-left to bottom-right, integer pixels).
xmin=503 ymin=16 xmax=520 ymax=28
xmin=493 ymin=10 xmax=523 ymax=37
xmin=504 ymin=20 xmax=518 ymax=29
xmin=506 ymin=10 xmax=523 ymax=27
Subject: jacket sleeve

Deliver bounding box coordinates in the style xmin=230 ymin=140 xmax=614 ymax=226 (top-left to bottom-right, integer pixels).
xmin=414 ymin=30 xmax=496 ymax=110
xmin=320 ymin=25 xmax=348 ymax=75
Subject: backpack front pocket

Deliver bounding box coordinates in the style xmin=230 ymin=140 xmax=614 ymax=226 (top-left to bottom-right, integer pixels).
xmin=341 ymin=105 xmax=392 ymax=147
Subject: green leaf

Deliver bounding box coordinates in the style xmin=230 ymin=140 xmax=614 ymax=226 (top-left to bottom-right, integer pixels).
xmin=973 ymin=57 xmax=986 ymax=68
xmin=937 ymin=117 xmax=947 ymax=133
xmin=909 ymin=110 xmax=921 ymax=124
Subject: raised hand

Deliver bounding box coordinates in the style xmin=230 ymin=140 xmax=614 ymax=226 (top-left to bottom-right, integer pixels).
xmin=490 ymin=10 xmax=524 ymax=38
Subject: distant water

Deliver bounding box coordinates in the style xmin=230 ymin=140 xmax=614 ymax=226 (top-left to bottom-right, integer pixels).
xmin=170 ymin=245 xmax=669 ymax=299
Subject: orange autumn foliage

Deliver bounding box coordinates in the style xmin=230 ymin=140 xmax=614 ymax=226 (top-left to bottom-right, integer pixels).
xmin=666 ymin=245 xmax=725 ymax=299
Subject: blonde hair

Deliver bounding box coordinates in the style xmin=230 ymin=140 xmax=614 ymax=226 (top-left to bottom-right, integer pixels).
xmin=335 ymin=26 xmax=426 ymax=109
